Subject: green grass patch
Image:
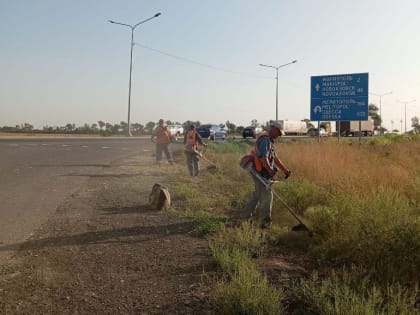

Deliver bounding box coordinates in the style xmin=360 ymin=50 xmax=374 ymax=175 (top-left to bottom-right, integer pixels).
xmin=194 ymin=214 xmax=227 ymax=237
xmin=214 ymin=256 xmax=285 ymax=315
xmin=207 ymin=140 xmax=253 ymax=154
xmin=210 ymin=232 xmax=285 ymax=314
xmin=291 ymin=267 xmax=418 ymax=315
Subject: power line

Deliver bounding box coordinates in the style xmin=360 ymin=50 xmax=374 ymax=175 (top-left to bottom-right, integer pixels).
xmin=134 ymin=42 xmax=272 ymax=80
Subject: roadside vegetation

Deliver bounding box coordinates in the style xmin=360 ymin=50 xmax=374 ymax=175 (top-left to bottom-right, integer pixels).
xmin=0 ymin=120 xmax=241 ymax=136
xmin=167 ymin=135 xmax=420 ymax=314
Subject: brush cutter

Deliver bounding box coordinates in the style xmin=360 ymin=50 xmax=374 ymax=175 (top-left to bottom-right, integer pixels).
xmin=248 ymin=167 xmax=312 ymax=235
xmin=194 ymin=144 xmax=217 ymax=169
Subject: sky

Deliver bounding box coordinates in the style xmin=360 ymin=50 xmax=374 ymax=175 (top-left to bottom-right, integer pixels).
xmin=1 ymin=0 xmax=420 ymax=131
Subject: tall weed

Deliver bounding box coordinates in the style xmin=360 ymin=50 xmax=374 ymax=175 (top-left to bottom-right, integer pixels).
xmin=307 ymin=189 xmax=420 ymax=283
xmin=211 ymin=222 xmax=267 ymax=258
xmin=274 ymin=178 xmax=330 ymax=215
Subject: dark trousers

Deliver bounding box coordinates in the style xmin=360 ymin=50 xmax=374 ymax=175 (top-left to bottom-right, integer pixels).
xmin=185 ymin=151 xmax=200 ymax=176
xmin=156 ymin=143 xmax=173 ymax=163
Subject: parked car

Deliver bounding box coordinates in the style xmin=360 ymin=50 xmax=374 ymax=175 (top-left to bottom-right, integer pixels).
xmin=197 ymin=124 xmax=227 ymax=140
xmin=168 ymin=124 xmax=184 ymax=136
xmin=307 ymin=127 xmax=327 ymax=137
xmin=242 ymin=126 xmax=263 ymax=139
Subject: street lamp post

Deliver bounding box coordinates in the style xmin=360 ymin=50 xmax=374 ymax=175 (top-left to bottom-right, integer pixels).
xmin=109 ymin=13 xmax=161 ymax=136
xmin=259 ymin=60 xmax=297 ymax=121
xmin=397 ymin=99 xmax=416 ymax=134
xmin=370 ymin=91 xmax=392 ymax=134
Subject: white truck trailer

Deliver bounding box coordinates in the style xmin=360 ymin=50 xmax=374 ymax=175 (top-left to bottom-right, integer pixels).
xmin=273 ymin=120 xmax=308 ymax=135
xmin=337 ymin=119 xmax=374 ymax=137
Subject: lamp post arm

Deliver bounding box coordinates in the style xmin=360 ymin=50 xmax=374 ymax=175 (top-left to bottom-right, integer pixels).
xmin=108 ymin=20 xmax=132 ymax=28
xmin=275 ymin=59 xmax=298 ymax=70
xmin=370 ymin=91 xmax=392 ymax=98
xmin=133 ymin=13 xmax=161 ymax=29
xmin=258 ymin=59 xmax=297 ymax=121
xmin=259 ymin=63 xmax=277 ymax=69
xmin=259 ymin=60 xmax=297 ymax=70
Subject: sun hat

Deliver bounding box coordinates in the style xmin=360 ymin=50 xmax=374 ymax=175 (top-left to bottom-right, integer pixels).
xmin=270 ymin=122 xmax=285 ymax=135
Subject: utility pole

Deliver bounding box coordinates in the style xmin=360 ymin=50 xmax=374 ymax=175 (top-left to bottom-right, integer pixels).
xmin=109 ymin=13 xmax=161 ymax=136
xmin=397 ymin=99 xmax=416 ymax=134
xmin=370 ymin=91 xmax=392 ymax=135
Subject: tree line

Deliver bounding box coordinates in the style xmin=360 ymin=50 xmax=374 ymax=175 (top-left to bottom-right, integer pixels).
xmin=0 ymin=120 xmax=247 ymax=136
xmin=1 ymin=104 xmax=419 ymax=135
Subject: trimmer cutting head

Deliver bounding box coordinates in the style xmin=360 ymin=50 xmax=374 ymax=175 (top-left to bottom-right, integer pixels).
xmin=292 ymin=223 xmax=313 ymax=237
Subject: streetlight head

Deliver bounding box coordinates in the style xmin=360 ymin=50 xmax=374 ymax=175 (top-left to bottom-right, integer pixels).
xmin=292 ymin=60 xmax=298 ymax=63
xmin=108 ymin=20 xmax=115 ymax=24
xmin=154 ymin=12 xmax=162 ymax=17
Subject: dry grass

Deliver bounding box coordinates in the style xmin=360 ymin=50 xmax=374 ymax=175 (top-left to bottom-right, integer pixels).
xmin=279 ymin=140 xmax=420 ymax=197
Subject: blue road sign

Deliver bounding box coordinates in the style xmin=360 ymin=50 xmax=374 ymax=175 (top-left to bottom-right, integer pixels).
xmin=310 ymin=73 xmax=368 ymax=121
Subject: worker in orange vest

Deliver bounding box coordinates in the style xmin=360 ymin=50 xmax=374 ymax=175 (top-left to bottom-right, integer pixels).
xmin=183 ymin=124 xmax=207 ymax=176
xmin=151 ymin=119 xmax=174 ymax=165
xmin=241 ymin=122 xmax=291 ymax=228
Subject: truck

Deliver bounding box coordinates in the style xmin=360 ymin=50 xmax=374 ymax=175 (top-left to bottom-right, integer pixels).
xmin=272 ymin=120 xmax=307 ymax=135
xmin=319 ymin=121 xmax=336 ymax=136
xmin=336 ymin=118 xmax=374 ymax=137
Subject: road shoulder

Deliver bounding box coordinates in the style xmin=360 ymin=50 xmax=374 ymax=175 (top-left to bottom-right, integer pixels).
xmin=0 ymin=153 xmax=213 ymax=314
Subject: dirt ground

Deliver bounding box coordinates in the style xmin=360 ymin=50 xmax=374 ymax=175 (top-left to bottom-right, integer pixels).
xmin=0 ymin=153 xmax=215 ymax=314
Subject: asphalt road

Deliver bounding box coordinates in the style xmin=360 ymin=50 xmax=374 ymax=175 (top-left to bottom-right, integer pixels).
xmin=0 ymin=137 xmax=160 ymax=263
